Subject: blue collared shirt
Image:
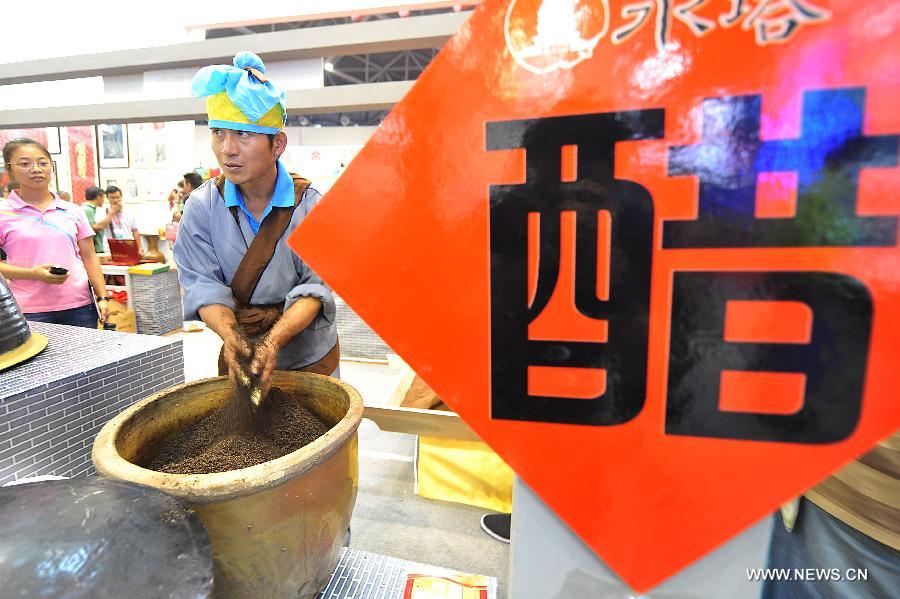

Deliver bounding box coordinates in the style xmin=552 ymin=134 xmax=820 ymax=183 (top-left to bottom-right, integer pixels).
xmin=222 ymin=160 xmax=296 ymax=234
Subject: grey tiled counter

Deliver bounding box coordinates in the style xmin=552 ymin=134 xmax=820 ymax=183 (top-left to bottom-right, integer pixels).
xmin=335 ymin=294 xmax=394 ymax=361
xmin=0 ymin=322 xmax=184 ymax=484
xmin=131 ymin=268 xmax=183 ymax=335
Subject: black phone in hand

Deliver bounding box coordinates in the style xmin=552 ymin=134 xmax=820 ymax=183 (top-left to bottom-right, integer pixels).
xmin=48 ymin=266 xmax=68 ymax=275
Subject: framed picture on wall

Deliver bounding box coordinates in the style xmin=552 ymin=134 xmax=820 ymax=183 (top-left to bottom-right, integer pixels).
xmin=45 ymin=127 xmax=61 ymax=154
xmin=98 ymin=124 xmax=129 ymax=168
xmin=126 ymin=179 xmax=139 ymax=199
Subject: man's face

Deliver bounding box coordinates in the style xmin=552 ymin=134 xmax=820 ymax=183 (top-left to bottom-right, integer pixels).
xmin=211 ymin=128 xmax=284 ymax=186
xmin=107 ymin=191 xmax=123 ymax=209
xmin=93 ymin=193 xmax=106 ymax=206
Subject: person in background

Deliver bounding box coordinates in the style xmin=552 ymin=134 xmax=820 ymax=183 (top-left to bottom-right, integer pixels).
xmin=0 ymin=138 xmax=109 ymax=327
xmin=763 ymin=435 xmax=899 ymax=598
xmin=175 ymin=51 xmax=339 ymax=398
xmin=164 ymin=208 xmax=181 ymax=245
xmin=0 ymin=187 xmax=5 ymax=260
xmin=57 ymin=190 xmax=71 ymax=201
xmin=103 ymin=185 xmax=141 ymax=248
xmin=82 ymin=186 xmax=115 ymax=254
xmin=182 ymin=171 xmax=203 ymax=198
xmin=0 ymin=185 xmax=7 ymax=260
xmin=181 ymin=172 xmax=203 ymax=213
xmin=167 ymin=180 xmax=184 ymax=212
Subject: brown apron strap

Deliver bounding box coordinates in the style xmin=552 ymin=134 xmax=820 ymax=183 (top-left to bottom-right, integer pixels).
xmin=215 ymin=173 xmax=311 ymax=305
xmin=296 ymin=340 xmax=341 ymax=376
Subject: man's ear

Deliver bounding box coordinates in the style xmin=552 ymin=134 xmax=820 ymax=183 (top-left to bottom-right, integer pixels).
xmin=273 ymin=132 xmax=288 ymax=157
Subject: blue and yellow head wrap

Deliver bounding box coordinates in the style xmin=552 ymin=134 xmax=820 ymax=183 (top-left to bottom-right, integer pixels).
xmin=191 ymin=51 xmax=286 ymax=134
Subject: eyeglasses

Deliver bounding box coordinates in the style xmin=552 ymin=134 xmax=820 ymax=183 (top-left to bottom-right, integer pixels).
xmin=8 ymin=160 xmax=53 ymax=171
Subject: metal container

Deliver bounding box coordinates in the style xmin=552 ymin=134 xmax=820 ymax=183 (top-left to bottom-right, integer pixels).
xmin=0 ymin=273 xmax=48 ymax=371
xmin=0 ymin=273 xmax=30 ymax=353
xmin=92 ymin=371 xmax=363 ymax=599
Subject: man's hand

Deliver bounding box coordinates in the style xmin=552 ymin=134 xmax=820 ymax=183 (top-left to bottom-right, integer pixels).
xmin=250 ymin=336 xmax=280 ymax=400
xmin=222 ymin=332 xmax=253 ymax=381
xmin=249 ymin=295 xmax=323 ymax=385
xmin=32 ymin=264 xmax=68 ymax=284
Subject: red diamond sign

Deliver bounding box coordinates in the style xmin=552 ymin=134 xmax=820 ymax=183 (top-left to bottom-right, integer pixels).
xmin=290 ymin=0 xmax=900 ymax=591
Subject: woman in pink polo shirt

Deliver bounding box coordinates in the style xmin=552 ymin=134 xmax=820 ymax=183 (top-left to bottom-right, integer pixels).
xmin=0 ymin=138 xmax=109 ymax=327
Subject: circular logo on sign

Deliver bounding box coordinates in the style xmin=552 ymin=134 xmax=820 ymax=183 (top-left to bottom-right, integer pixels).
xmin=505 ymin=0 xmax=609 ymax=75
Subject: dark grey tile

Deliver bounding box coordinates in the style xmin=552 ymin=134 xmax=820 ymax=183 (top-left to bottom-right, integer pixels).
xmin=0 ymin=445 xmax=20 ymax=464
xmin=7 ymin=411 xmax=33 ymax=432
xmin=46 ymin=379 xmax=81 ymax=398
xmin=8 ymin=427 xmax=33 ymax=448
xmin=28 ymin=412 xmax=58 ymax=431
xmin=13 ymin=454 xmax=35 ymax=467
xmin=29 ymin=428 xmax=58 ymax=449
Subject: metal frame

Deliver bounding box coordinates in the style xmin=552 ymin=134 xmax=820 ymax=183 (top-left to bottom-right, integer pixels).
xmin=0 ymin=12 xmax=467 ymax=86
xmin=0 ymin=82 xmax=412 ymax=128
xmin=0 ymin=11 xmax=468 ymax=129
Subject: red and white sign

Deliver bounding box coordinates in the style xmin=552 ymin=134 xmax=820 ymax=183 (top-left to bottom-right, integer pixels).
xmin=291 ymin=0 xmax=900 ymax=591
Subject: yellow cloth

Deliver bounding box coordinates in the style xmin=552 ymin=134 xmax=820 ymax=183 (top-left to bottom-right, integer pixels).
xmin=416 ymin=436 xmax=514 ymax=513
xmin=206 ymin=91 xmax=285 ymax=132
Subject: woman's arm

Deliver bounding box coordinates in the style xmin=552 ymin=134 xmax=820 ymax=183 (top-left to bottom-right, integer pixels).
xmin=0 ymin=262 xmax=66 ymax=284
xmin=77 ymin=237 xmax=109 ymax=321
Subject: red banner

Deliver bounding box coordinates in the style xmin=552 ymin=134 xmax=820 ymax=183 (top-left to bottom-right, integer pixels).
xmin=66 ymin=126 xmax=98 ymax=204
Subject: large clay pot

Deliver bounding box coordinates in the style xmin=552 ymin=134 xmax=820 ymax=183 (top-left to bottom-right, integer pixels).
xmin=92 ymin=372 xmax=363 ymax=599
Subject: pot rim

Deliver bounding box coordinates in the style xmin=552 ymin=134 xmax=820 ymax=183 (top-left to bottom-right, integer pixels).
xmin=92 ymin=372 xmax=363 ymax=502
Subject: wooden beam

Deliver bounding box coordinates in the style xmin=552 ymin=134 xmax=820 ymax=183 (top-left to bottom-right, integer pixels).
xmin=363 ymin=405 xmax=482 ymax=442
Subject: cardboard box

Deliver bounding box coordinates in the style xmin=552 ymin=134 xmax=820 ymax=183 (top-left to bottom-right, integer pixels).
xmin=98 ymin=300 xmax=136 ymax=333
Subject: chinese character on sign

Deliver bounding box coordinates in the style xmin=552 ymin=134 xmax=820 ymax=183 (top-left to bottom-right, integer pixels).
xmin=674 ymin=0 xmax=718 ymax=36
xmin=719 ymin=0 xmax=831 ymax=45
xmin=611 ymin=0 xmax=726 ymax=51
xmin=487 ymin=87 xmax=898 ymax=443
xmin=612 ymin=2 xmax=655 ymax=46
xmin=486 ymin=111 xmax=664 ymax=425
xmin=610 ymin=0 xmax=830 ymax=52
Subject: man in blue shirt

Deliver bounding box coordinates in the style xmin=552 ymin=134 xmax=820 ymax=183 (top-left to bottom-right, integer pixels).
xmin=174 ymin=52 xmax=339 ymax=397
